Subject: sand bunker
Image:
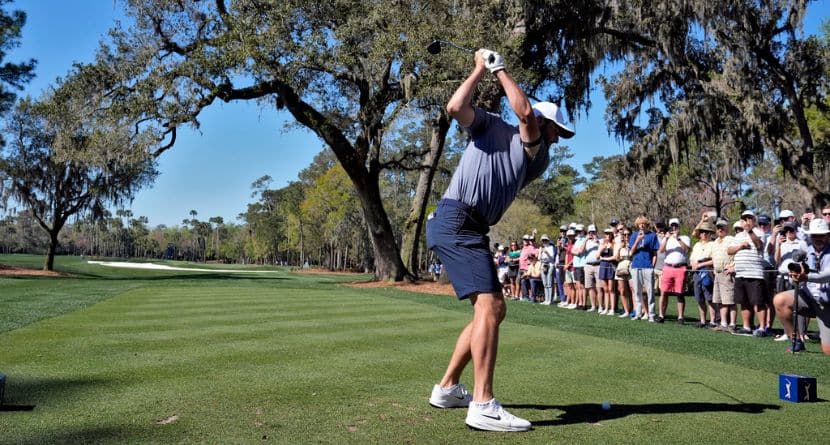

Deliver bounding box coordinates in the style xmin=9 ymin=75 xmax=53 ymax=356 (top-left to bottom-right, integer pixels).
xmin=87 ymin=261 xmax=279 ymax=273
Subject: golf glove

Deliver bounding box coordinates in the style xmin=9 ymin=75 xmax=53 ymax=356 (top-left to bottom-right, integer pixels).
xmin=481 ymin=49 xmax=505 ymax=73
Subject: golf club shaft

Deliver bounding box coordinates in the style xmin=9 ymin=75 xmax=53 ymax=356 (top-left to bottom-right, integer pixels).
xmin=440 ymin=40 xmax=473 ymax=53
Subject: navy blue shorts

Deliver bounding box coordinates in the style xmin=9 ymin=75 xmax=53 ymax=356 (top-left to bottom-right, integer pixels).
xmin=426 ymin=199 xmax=499 ymax=299
xmin=599 ymin=261 xmax=616 ymax=281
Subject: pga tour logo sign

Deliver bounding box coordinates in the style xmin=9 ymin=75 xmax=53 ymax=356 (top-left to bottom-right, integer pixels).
xmin=779 ymin=374 xmax=817 ymax=403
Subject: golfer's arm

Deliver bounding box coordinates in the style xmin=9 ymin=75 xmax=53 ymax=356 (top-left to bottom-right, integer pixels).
xmin=446 ymin=66 xmax=487 ymax=127
xmin=494 ymin=70 xmax=539 ymax=143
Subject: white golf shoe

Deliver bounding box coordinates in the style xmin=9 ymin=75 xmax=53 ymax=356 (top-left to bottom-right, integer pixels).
xmin=429 ymin=383 xmax=472 ymax=408
xmin=465 ymin=399 xmax=531 ymax=432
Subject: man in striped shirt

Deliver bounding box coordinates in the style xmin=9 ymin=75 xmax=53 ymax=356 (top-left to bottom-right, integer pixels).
xmin=727 ymin=210 xmax=769 ymax=337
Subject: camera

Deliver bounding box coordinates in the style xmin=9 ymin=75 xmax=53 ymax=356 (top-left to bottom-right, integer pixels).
xmin=787 ymin=249 xmax=810 ymax=275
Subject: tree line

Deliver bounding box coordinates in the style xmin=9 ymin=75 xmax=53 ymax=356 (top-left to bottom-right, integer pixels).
xmin=1 ymin=1 xmax=828 ymax=276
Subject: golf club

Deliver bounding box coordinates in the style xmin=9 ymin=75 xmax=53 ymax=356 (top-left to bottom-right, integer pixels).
xmin=426 ymin=40 xmax=495 ymax=64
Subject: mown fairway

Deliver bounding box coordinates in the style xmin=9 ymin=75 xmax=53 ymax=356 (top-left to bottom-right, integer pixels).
xmin=0 ymin=254 xmax=828 ymax=444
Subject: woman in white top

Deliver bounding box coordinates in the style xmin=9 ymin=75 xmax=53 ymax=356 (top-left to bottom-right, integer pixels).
xmin=657 ymin=218 xmax=691 ymax=323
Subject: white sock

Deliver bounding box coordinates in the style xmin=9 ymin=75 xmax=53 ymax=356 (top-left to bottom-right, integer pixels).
xmin=473 ymin=398 xmax=495 ymax=409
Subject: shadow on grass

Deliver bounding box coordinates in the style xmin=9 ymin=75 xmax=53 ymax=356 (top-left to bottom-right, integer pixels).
xmin=9 ymin=425 xmax=151 ymax=445
xmin=504 ymin=402 xmax=780 ymax=426
xmin=1 ymin=376 xmax=109 ymax=410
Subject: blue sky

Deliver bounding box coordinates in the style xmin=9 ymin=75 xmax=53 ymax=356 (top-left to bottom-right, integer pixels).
xmin=6 ymin=1 xmax=828 ymax=227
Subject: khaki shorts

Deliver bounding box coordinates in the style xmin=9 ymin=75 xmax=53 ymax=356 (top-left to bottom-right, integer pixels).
xmin=713 ymin=271 xmax=735 ymax=305
xmin=584 ymin=264 xmax=599 ymax=289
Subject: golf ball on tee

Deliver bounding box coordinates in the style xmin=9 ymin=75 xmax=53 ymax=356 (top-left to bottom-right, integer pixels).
xmin=601 ymin=401 xmax=611 ymax=410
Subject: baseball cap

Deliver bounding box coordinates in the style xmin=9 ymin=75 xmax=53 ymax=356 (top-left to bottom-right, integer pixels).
xmin=532 ymin=102 xmax=575 ymax=139
xmin=587 ymin=224 xmax=597 ymax=232
xmin=715 ymin=218 xmax=729 ymax=227
xmin=741 ymin=210 xmax=756 ymax=218
xmin=540 ymin=234 xmax=550 ymax=241
xmin=733 ymin=220 xmax=743 ymax=228
xmin=610 ymin=218 xmax=620 ymax=226
xmin=782 ymin=221 xmax=799 ymax=232
xmin=668 ymin=218 xmax=680 ymax=226
xmin=603 ymin=227 xmax=614 ymax=234
xmin=807 ymin=218 xmax=830 ymax=235
xmin=566 ymin=229 xmax=576 ymax=236
xmin=522 ymin=234 xmax=531 ymax=240
xmin=575 ymin=224 xmax=585 ymax=232
xmin=758 ymin=215 xmax=771 ymax=225
xmin=568 ymin=222 xmax=577 ymax=229
xmin=779 ymin=209 xmax=795 ymax=218
xmin=559 ymin=225 xmax=567 ymax=231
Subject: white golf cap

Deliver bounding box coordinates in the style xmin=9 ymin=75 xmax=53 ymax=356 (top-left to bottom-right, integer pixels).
xmin=741 ymin=210 xmax=756 ymax=218
xmin=779 ymin=209 xmax=795 ymax=218
xmin=808 ymin=218 xmax=830 ymax=235
xmin=522 ymin=234 xmax=531 ymax=240
xmin=575 ymin=224 xmax=585 ymax=231
xmin=587 ymin=224 xmax=597 ymax=232
xmin=532 ymin=102 xmax=575 ymax=139
xmin=668 ymin=218 xmax=680 ymax=226
xmin=566 ymin=229 xmax=576 ymax=236
xmin=540 ymin=234 xmax=550 ymax=241
xmin=568 ymin=222 xmax=577 ymax=229
xmin=733 ymin=220 xmax=743 ymax=228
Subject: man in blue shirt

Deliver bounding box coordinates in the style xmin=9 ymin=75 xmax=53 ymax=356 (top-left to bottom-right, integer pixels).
xmin=426 ymin=49 xmax=574 ymax=432
xmin=629 ymin=215 xmax=661 ymax=321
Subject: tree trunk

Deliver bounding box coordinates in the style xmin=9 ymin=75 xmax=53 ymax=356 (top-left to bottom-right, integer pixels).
xmin=400 ymin=113 xmax=450 ymax=278
xmin=353 ymin=172 xmax=410 ymax=281
xmin=44 ymin=231 xmax=59 ymax=271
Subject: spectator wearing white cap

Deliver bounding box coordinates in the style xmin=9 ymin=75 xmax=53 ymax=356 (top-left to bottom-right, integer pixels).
xmin=727 ymin=210 xmax=770 ymax=337
xmin=581 ymin=224 xmax=602 ymax=311
xmin=494 ymin=244 xmax=511 ymax=297
xmin=555 ymin=225 xmax=569 ymax=303
xmin=539 ymin=234 xmax=556 ymax=305
xmin=657 ymin=218 xmax=691 ymax=324
xmin=711 ymin=218 xmax=738 ymax=332
xmin=570 ymin=224 xmax=588 ymax=309
xmin=518 ymin=234 xmax=537 ymax=285
xmin=779 ymin=209 xmax=807 ymax=241
xmin=773 ymin=221 xmax=810 ymax=342
xmin=774 ymin=217 xmax=830 ymax=354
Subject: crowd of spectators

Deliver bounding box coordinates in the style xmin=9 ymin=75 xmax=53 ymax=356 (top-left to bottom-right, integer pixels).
xmin=490 ymin=208 xmax=830 ymax=354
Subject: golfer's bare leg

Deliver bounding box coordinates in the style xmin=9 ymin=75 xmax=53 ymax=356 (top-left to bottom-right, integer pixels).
xmin=438 ymin=322 xmax=473 ymax=388
xmin=469 ymin=292 xmax=506 ymax=402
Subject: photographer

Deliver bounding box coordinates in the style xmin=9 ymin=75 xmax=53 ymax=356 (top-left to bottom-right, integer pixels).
xmin=773 ymin=218 xmax=830 ymax=354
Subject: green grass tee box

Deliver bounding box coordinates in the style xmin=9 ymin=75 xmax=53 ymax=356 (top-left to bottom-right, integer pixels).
xmin=1 ymin=254 xmax=828 ymax=443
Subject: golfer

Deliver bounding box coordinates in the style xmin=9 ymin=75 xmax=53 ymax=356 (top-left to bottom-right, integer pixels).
xmin=426 ymin=48 xmax=574 ymax=432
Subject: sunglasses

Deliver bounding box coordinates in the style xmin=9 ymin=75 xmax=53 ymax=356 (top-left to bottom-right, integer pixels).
xmin=823 ymin=212 xmax=830 ymax=216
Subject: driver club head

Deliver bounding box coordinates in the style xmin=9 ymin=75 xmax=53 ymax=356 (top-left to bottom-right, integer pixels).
xmin=426 ymin=40 xmax=442 ymax=55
